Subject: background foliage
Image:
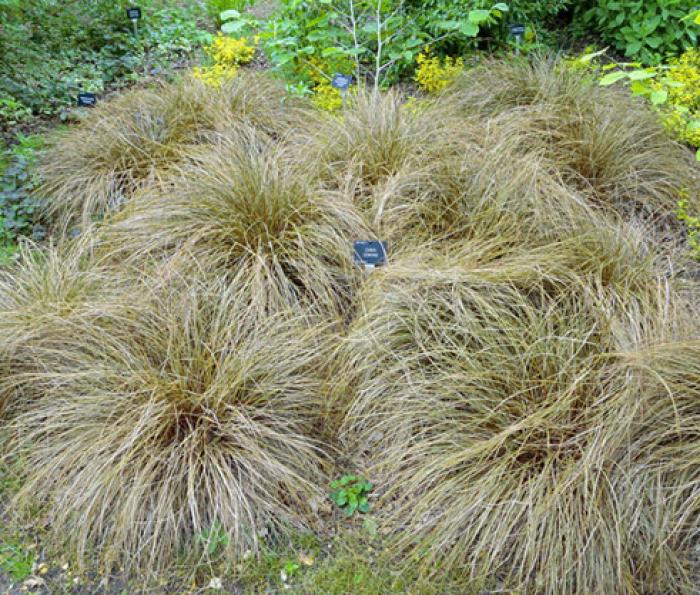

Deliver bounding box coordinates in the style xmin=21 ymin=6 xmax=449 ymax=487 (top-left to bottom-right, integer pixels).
xmin=0 ymin=0 xmax=210 ymax=127
xmin=576 ymin=0 xmax=698 ymax=64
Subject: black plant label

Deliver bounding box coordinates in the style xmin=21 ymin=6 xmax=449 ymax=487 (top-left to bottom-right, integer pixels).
xmin=332 ymin=73 xmax=353 ymax=90
xmin=77 ymin=92 xmax=97 ymax=107
xmin=127 ymin=7 xmax=142 ymax=20
xmin=354 ymin=241 xmax=388 ymax=267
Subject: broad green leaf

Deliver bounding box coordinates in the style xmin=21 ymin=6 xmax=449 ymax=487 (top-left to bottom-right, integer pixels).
xmin=492 ymin=3 xmax=508 ymax=11
xmin=321 ymin=46 xmax=343 ymax=57
xmin=579 ymin=48 xmax=607 ymax=63
xmin=459 ymin=21 xmax=480 ymax=37
xmin=221 ymin=20 xmax=246 ymax=34
xmin=345 ymin=47 xmax=367 ymax=56
xmin=646 ymin=36 xmax=663 ymax=49
xmin=599 ymin=71 xmax=628 ymax=86
xmin=361 ymin=22 xmax=379 ymax=34
xmin=468 ymin=9 xmax=491 ymax=24
xmin=630 ymin=80 xmax=650 ymax=95
xmin=271 ymin=51 xmax=295 ymax=66
xmin=625 ymin=40 xmax=642 ymax=55
xmin=650 ymin=89 xmax=668 ymax=105
xmin=436 ymin=20 xmax=460 ymax=30
xmin=627 ymin=70 xmax=655 ymax=81
xmin=220 ymin=9 xmax=241 ymax=21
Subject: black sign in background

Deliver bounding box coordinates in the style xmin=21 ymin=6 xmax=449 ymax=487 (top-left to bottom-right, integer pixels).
xmin=331 ymin=73 xmax=353 ymax=90
xmin=510 ymin=24 xmax=526 ymax=36
xmin=77 ymin=92 xmax=97 ymax=107
xmin=354 ymin=241 xmax=388 ymax=267
xmin=126 ymin=7 xmax=142 ymax=20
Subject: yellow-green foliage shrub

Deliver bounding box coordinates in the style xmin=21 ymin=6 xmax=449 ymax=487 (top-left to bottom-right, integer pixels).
xmin=193 ymin=33 xmax=256 ymax=87
xmin=661 ymin=48 xmax=700 ymax=148
xmin=301 ymin=58 xmax=353 ymax=112
xmin=414 ymin=50 xmax=463 ymax=93
xmin=313 ymin=81 xmax=344 ymax=112
xmin=584 ymin=47 xmax=700 ymax=152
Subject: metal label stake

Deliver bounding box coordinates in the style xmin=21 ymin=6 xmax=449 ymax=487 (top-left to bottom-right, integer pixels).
xmin=332 ymin=73 xmax=353 ymax=108
xmin=127 ymin=7 xmax=142 ymax=36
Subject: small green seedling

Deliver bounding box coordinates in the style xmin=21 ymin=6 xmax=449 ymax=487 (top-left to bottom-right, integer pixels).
xmin=197 ymin=522 xmax=230 ymax=556
xmin=283 ymin=560 xmax=300 ymax=577
xmin=329 ymin=475 xmax=372 ymax=516
xmin=0 ymin=542 xmax=35 ymax=582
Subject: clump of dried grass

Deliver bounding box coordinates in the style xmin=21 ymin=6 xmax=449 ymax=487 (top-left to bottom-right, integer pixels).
xmin=6 ymin=60 xmax=700 ymax=589
xmin=99 ymin=129 xmax=370 ymax=320
xmin=446 ymin=57 xmax=700 ymax=219
xmin=337 ymin=233 xmax=699 ymax=592
xmin=39 ymin=73 xmax=308 ymax=225
xmin=6 ymin=277 xmax=333 ymax=573
xmin=300 ymin=91 xmax=470 ymax=232
xmin=0 ymin=236 xmax=120 ymax=418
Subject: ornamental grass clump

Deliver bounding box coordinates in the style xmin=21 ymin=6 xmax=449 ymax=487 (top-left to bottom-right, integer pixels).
xmin=303 ymin=88 xmax=652 ymax=256
xmin=39 ymin=73 xmax=305 ymax=225
xmin=338 ymin=235 xmax=699 ymax=593
xmin=0 ymin=237 xmax=118 ymax=419
xmin=6 ymin=278 xmax=333 ymax=573
xmin=447 ymin=57 xmax=700 ymax=219
xmin=304 ymin=91 xmax=463 ymax=221
xmin=100 ymin=130 xmax=369 ymax=320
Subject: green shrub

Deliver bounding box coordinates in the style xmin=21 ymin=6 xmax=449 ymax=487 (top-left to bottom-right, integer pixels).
xmin=576 ymin=0 xmax=698 ymax=64
xmin=206 ymin=0 xmax=254 ymax=26
xmin=223 ymin=0 xmax=508 ymax=90
xmin=0 ymin=135 xmax=47 ymax=254
xmin=0 ymin=0 xmax=210 ymax=127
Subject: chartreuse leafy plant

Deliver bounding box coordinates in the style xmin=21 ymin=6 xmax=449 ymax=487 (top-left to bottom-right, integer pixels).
xmin=330 ymin=475 xmax=372 ymax=516
xmin=193 ymin=33 xmax=257 ymax=86
xmin=583 ymin=46 xmax=700 ymax=160
xmin=414 ymin=49 xmax=464 ymax=93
